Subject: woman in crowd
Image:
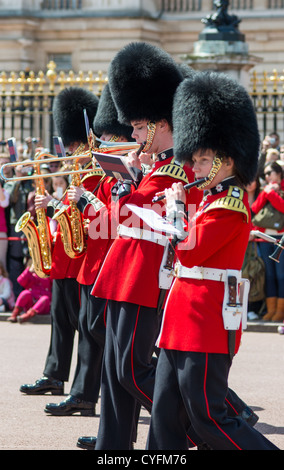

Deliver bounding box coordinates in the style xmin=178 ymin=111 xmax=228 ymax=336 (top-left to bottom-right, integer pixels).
xmin=251 ymin=161 xmax=284 ymax=322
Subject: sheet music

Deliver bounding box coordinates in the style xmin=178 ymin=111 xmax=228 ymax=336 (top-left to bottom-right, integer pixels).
xmin=92 ymin=151 xmax=138 ymax=182
xmin=126 ymin=204 xmax=187 ymax=237
xmin=53 ymin=136 xmax=66 ymax=159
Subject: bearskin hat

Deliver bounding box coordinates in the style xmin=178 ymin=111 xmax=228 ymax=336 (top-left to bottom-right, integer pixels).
xmin=172 ymin=71 xmax=260 ymax=185
xmin=108 ymin=42 xmax=184 ymax=126
xmin=52 ymin=87 xmax=99 ymax=147
xmin=93 ymin=83 xmax=134 ymax=141
xmin=177 ymin=63 xmax=196 ymax=80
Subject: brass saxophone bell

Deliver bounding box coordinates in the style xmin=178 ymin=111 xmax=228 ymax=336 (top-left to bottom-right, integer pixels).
xmin=15 ymin=211 xmax=52 ymax=278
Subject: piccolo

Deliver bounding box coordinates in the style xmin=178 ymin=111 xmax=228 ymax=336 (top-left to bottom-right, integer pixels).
xmin=152 ymin=177 xmax=208 ymax=203
xmin=136 ymin=141 xmax=146 ymax=157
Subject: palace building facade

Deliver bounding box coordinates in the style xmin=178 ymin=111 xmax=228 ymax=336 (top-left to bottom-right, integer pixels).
xmin=0 ymin=1 xmax=283 ymax=74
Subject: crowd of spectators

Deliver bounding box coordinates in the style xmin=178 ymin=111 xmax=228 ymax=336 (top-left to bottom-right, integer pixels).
xmin=247 ymin=132 xmax=284 ymax=325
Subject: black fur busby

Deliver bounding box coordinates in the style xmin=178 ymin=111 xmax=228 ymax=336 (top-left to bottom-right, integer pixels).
xmin=108 ymin=42 xmax=183 ymax=126
xmin=52 ymin=87 xmax=99 ymax=147
xmin=93 ymin=83 xmax=134 ymax=141
xmin=172 ymin=71 xmax=260 ymax=185
xmin=177 ymin=63 xmax=196 ymax=80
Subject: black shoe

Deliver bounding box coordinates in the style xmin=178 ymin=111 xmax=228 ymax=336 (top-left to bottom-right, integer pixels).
xmin=44 ymin=395 xmax=96 ymax=416
xmin=240 ymin=406 xmax=259 ymax=427
xmin=77 ymin=436 xmax=97 ymax=450
xmin=20 ymin=376 xmax=64 ymax=395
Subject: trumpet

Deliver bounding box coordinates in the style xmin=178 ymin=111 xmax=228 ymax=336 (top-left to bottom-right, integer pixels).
xmin=0 ymin=152 xmax=91 ymax=182
xmin=0 ymin=142 xmax=141 ymax=183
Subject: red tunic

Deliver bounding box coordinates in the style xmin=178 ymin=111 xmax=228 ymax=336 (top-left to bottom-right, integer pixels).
xmin=157 ymin=185 xmax=250 ymax=355
xmin=91 ymin=155 xmax=203 ymax=308
xmin=50 ymin=170 xmax=104 ymax=280
xmin=77 ymin=176 xmax=116 ymax=285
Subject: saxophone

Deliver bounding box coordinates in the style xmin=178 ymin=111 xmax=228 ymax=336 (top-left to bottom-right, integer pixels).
xmin=15 ymin=158 xmax=53 ymax=278
xmin=53 ymin=145 xmax=87 ymax=259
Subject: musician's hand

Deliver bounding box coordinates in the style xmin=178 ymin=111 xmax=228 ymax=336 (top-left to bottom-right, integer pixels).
xmin=139 ymin=152 xmax=153 ymax=167
xmin=35 ymin=191 xmax=52 ymax=209
xmin=67 ymin=185 xmax=85 ymax=202
xmin=165 ymin=182 xmax=186 ymax=206
xmin=127 ymin=150 xmax=142 ymax=170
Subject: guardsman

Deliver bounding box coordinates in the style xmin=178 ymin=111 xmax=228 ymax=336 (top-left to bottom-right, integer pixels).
xmin=146 ymin=71 xmax=279 ymax=450
xmin=44 ymin=83 xmax=135 ymax=418
xmin=19 ymin=88 xmax=100 ymax=415
xmin=89 ymin=42 xmax=203 ymax=450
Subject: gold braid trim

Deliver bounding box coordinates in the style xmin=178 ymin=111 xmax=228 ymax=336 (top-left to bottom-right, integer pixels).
xmin=81 ymin=168 xmax=105 ymax=183
xmin=203 ymin=186 xmax=249 ymax=222
xmin=197 ymin=156 xmax=223 ymax=190
xmin=151 ymin=162 xmax=189 ymax=184
xmin=142 ymin=121 xmax=156 ymax=153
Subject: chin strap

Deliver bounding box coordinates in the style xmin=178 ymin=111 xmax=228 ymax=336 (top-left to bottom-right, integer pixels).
xmin=141 ymin=121 xmax=156 ymax=153
xmin=197 ymin=156 xmax=223 ymax=190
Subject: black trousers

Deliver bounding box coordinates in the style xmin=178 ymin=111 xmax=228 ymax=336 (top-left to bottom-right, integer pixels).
xmin=70 ymin=286 xmax=105 ymax=402
xmin=43 ymin=278 xmax=80 ymax=382
xmin=87 ymin=294 xmax=108 ymax=349
xmin=147 ymin=349 xmax=279 ymax=450
xmin=95 ymin=301 xmax=260 ymax=450
xmin=95 ymin=300 xmax=161 ymax=450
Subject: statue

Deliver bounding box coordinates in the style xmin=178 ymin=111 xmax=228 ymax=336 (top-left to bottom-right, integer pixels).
xmin=202 ymin=1 xmax=241 ymax=30
xmin=199 ymin=0 xmax=245 ymax=42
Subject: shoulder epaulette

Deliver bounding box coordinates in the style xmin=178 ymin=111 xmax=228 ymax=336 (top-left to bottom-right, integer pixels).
xmin=81 ymin=168 xmax=105 ymax=183
xmin=150 ymin=160 xmax=189 ymax=184
xmin=204 ymin=186 xmax=249 ymax=222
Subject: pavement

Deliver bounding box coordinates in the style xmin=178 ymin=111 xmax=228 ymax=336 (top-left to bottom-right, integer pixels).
xmin=0 ymin=314 xmax=283 ymax=451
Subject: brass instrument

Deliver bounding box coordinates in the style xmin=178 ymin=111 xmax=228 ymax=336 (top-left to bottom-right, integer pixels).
xmin=0 ymin=152 xmax=90 ymax=182
xmin=0 ymin=143 xmax=140 ymax=183
xmin=50 ymin=141 xmax=141 ymax=259
xmin=52 ymin=144 xmax=87 ymax=259
xmin=15 ymin=154 xmax=53 ymax=278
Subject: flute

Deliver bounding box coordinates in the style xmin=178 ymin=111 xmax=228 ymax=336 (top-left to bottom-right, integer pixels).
xmin=136 ymin=141 xmax=146 ymax=157
xmin=152 ymin=177 xmax=208 ymax=203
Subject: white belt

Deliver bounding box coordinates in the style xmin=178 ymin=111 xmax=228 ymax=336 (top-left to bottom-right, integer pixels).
xmin=174 ymin=264 xmax=235 ymax=282
xmin=174 ymin=263 xmax=249 ymax=332
xmin=117 ymin=224 xmax=168 ymax=247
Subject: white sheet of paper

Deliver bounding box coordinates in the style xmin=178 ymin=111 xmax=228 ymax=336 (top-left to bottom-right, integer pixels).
xmin=126 ymin=204 xmax=186 ymax=237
